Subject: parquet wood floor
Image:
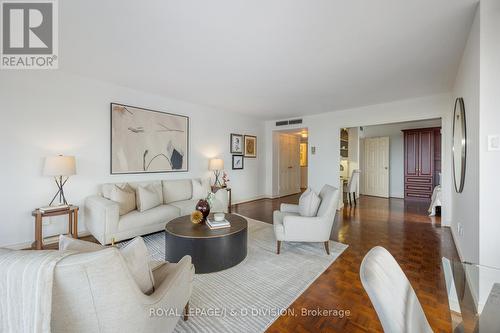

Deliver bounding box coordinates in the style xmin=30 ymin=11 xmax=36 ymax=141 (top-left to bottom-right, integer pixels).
xmin=234 ymin=194 xmax=458 ymax=333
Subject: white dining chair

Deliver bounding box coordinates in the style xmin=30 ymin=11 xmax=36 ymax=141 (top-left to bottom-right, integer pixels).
xmin=360 ymin=246 xmax=433 ymax=333
xmin=344 ymin=169 xmax=360 ymax=206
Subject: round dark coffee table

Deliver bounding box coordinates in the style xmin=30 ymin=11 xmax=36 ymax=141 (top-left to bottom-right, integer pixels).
xmin=164 ymin=213 xmax=248 ymax=273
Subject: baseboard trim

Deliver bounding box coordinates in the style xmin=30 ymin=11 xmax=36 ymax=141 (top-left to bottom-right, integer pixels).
xmin=4 ymin=230 xmax=92 ymax=250
xmin=233 ymin=195 xmax=267 ymax=205
xmin=233 ymin=192 xmax=303 ymax=205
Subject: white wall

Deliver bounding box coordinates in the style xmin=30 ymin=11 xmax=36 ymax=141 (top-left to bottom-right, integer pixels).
xmin=265 ymin=93 xmax=453 ymax=225
xmin=451 ymin=5 xmax=480 ymax=263
xmin=361 ymin=119 xmax=441 ymax=198
xmin=479 ymin=0 xmax=500 ymax=268
xmin=0 ymin=71 xmax=265 ymax=248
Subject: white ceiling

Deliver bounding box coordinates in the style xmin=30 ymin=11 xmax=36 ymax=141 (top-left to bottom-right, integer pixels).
xmin=60 ymin=0 xmax=478 ymax=119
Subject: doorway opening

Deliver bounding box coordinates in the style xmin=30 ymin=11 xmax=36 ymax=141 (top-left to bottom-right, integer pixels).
xmin=339 ymin=127 xmax=361 ymax=209
xmin=340 ymin=118 xmax=443 ymax=221
xmin=272 ymin=128 xmax=308 ymax=197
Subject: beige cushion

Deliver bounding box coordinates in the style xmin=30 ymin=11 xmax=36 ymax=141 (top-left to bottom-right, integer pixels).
xmin=109 ymin=184 xmax=136 ymax=215
xmin=169 ymin=200 xmax=198 ymax=216
xmin=101 ymin=181 xmax=163 ymax=198
xmin=298 ymin=188 xmax=321 ymax=217
xmin=136 ymin=184 xmax=162 ymax=212
xmin=118 ymin=205 xmax=180 ymax=231
xmin=162 ymin=179 xmax=192 ymax=204
xmin=192 ymin=179 xmax=211 ymax=201
xmin=58 ymin=235 xmax=105 ymax=252
xmin=119 ymin=237 xmax=155 ymax=294
xmin=58 ymin=235 xmax=155 ymax=294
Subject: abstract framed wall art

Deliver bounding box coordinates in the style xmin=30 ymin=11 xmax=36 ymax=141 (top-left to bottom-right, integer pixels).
xmin=110 ymin=103 xmax=189 ymax=174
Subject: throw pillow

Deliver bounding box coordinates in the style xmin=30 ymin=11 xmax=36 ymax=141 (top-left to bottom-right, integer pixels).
xmin=58 ymin=235 xmax=155 ymax=295
xmin=119 ymin=237 xmax=155 ymax=294
xmin=110 ymin=184 xmax=136 ymax=215
xmin=299 ymin=188 xmax=321 ymax=217
xmin=58 ymin=234 xmax=105 ymax=252
xmin=192 ymin=178 xmax=211 ymax=200
xmin=136 ymin=184 xmax=162 ymax=212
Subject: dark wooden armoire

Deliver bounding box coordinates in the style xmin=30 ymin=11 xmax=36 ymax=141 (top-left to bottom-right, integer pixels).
xmin=402 ymin=127 xmax=441 ymax=201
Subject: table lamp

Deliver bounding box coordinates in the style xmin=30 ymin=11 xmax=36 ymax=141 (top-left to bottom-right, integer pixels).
xmin=209 ymin=158 xmax=224 ymax=187
xmin=43 ymin=155 xmax=76 ymax=206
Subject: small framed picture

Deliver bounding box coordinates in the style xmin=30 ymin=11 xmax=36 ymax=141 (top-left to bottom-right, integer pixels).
xmin=230 ymin=133 xmax=244 ymax=154
xmin=232 ymin=155 xmax=244 ymax=170
xmin=244 ymin=135 xmax=257 ymax=158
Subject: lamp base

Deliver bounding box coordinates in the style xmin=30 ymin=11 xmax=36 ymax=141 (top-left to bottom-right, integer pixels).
xmin=48 ymin=176 xmax=69 ymax=207
xmin=213 ymin=170 xmax=224 ymax=188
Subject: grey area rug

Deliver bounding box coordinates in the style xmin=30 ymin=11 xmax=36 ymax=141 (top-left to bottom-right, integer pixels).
xmin=122 ymin=217 xmax=347 ymax=333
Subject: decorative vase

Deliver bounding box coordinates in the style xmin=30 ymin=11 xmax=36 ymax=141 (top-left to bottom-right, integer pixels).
xmin=196 ymin=199 xmax=210 ymax=222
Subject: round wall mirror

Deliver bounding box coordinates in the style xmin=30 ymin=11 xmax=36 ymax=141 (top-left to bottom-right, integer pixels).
xmin=452 ymin=97 xmax=466 ymax=193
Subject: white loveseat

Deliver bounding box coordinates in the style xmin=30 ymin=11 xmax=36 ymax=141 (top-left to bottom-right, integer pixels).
xmin=85 ymin=179 xmax=229 ymax=245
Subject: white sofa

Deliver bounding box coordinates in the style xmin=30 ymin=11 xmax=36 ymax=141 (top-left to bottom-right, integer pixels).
xmin=85 ymin=179 xmax=229 ymax=245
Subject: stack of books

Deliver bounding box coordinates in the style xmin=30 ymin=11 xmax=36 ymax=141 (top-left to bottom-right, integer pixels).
xmin=39 ymin=204 xmax=70 ymax=213
xmin=206 ymin=218 xmax=231 ymax=230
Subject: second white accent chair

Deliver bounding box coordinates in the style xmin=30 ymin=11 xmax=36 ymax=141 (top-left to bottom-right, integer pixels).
xmin=344 ymin=169 xmax=360 ymax=206
xmin=360 ymin=246 xmax=433 ymax=333
xmin=273 ymin=185 xmax=339 ymax=255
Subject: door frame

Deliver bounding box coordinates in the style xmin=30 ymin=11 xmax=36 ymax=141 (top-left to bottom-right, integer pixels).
xmin=271 ymin=127 xmax=308 ymax=197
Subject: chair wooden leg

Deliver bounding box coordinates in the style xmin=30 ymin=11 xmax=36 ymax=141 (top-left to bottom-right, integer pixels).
xmin=348 ymin=193 xmax=352 ymax=206
xmin=353 ymin=192 xmax=357 ymax=206
xmin=324 ymin=241 xmax=330 ymax=255
xmin=183 ymin=302 xmax=189 ymax=321
xmin=277 ymin=241 xmax=281 ymax=254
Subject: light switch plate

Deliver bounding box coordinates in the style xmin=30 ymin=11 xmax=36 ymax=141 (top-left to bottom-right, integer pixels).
xmin=488 ymin=135 xmax=500 ymax=151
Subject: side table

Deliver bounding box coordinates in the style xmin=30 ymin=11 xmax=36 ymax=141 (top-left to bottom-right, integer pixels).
xmin=32 ymin=205 xmax=79 ymax=250
xmin=211 ymin=186 xmax=232 ymax=213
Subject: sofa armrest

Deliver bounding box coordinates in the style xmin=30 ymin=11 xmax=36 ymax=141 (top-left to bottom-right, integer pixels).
xmin=84 ymin=195 xmax=120 ymax=245
xmin=283 ymin=215 xmax=333 ymax=242
xmin=280 ymin=203 xmax=299 ymax=213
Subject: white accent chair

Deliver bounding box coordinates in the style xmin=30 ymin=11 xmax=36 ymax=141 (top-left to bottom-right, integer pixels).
xmin=51 ymin=248 xmax=194 ymax=333
xmin=344 ymin=169 xmax=360 ymax=206
xmin=273 ymin=185 xmax=339 ymax=255
xmin=360 ymin=246 xmax=433 ymax=333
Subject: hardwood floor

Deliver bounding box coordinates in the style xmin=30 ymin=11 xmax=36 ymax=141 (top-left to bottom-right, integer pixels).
xmin=234 ymin=194 xmax=458 ymax=333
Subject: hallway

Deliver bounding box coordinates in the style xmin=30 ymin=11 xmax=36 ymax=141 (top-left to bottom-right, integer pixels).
xmin=234 ymin=194 xmax=458 ymax=332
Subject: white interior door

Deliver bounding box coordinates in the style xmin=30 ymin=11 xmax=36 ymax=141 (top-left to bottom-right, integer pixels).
xmin=362 ymin=137 xmax=389 ymax=198
xmin=279 ymin=134 xmax=300 ymax=196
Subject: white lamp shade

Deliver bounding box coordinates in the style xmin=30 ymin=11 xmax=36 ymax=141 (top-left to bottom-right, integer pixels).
xmin=209 ymin=158 xmax=224 ymax=171
xmin=43 ymin=156 xmax=76 ymax=176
